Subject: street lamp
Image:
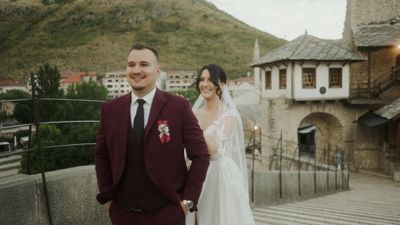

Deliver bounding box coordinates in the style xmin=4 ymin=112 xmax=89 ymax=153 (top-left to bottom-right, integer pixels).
xmin=251 ymin=125 xmax=258 ymax=202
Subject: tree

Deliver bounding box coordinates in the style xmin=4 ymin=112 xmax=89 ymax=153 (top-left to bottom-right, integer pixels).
xmin=35 ymin=63 xmax=63 ymax=121
xmin=171 ymin=87 xmax=198 ymax=105
xmin=61 ymin=80 xmax=107 ymax=121
xmin=0 ymin=89 xmax=32 ymax=124
xmin=20 ymin=125 xmax=63 ymax=174
xmin=36 ymin=64 xmax=63 ymax=98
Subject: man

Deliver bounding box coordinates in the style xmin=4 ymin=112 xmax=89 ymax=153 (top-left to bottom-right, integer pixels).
xmin=95 ymin=43 xmax=210 ymax=225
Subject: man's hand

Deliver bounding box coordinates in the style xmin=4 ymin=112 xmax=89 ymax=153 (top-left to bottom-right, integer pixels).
xmin=180 ymin=200 xmax=189 ymax=215
xmin=105 ymin=200 xmax=113 ymax=211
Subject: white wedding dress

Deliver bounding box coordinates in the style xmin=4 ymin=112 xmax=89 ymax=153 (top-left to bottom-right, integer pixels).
xmin=186 ymin=106 xmax=255 ymax=225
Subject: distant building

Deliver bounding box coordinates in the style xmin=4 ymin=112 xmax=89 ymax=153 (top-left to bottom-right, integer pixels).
xmin=165 ymin=70 xmax=197 ymax=92
xmin=102 ymin=71 xmax=132 ymax=99
xmin=0 ymin=80 xmax=28 ymax=94
xmin=60 ymin=71 xmax=97 ymax=93
xmin=228 ymin=76 xmax=255 ymax=98
xmin=26 ymin=70 xmax=97 ymax=93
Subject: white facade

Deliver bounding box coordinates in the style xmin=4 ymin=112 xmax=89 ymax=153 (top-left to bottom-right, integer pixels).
xmin=260 ymin=62 xmax=350 ymax=101
xmin=102 ymin=71 xmax=132 ymax=99
xmin=165 ymin=71 xmax=196 ymax=92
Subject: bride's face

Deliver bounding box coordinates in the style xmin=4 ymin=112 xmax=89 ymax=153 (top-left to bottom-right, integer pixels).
xmin=199 ymin=69 xmax=219 ymax=101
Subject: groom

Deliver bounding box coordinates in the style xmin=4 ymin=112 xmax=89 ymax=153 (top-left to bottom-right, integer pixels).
xmin=95 ymin=43 xmax=210 ymax=225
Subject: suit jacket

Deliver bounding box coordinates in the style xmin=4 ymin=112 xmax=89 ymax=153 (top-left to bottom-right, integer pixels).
xmin=95 ymin=88 xmax=209 ymax=208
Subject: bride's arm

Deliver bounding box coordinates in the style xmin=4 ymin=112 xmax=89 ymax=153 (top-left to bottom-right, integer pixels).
xmin=206 ymin=115 xmax=237 ymax=156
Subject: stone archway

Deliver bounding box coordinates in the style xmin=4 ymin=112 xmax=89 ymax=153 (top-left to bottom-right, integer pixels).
xmin=298 ymin=112 xmax=343 ymax=165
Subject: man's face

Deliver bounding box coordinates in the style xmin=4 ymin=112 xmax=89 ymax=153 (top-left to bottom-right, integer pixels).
xmin=126 ymin=49 xmax=160 ymax=97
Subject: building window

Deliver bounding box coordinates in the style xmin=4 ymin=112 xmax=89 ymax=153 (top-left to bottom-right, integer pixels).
xmin=279 ymin=69 xmax=287 ymax=89
xmin=302 ymin=68 xmax=316 ymax=89
xmin=329 ymin=68 xmax=342 ymax=88
xmin=265 ymin=71 xmax=271 ymax=89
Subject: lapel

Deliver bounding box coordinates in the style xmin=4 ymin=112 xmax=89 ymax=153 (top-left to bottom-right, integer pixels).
xmin=145 ymin=88 xmax=167 ymax=140
xmin=117 ymin=93 xmax=131 ymax=156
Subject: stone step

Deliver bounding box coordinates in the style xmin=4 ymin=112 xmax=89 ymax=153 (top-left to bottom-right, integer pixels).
xmin=0 ymin=155 xmax=21 ymax=166
xmin=253 ymin=208 xmax=365 ymax=225
xmin=253 ymin=211 xmax=327 ymax=225
xmin=291 ymin=199 xmax=400 ymax=218
xmin=255 ymin=204 xmax=398 ymax=225
xmin=357 ymin=169 xmax=392 ymax=179
xmin=254 ymin=207 xmax=375 ymax=225
xmin=285 ymin=201 xmax=400 ymax=222
xmin=0 ymin=161 xmax=20 ymax=173
xmin=0 ymin=168 xmax=19 ymax=178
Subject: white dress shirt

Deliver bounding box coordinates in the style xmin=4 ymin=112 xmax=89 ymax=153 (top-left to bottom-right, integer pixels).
xmin=130 ymin=87 xmax=157 ymax=129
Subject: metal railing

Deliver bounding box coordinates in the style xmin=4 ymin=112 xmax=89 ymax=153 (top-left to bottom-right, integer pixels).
xmin=0 ymin=74 xmax=105 ymax=225
xmin=350 ymin=66 xmax=400 ymax=99
xmin=245 ymin=129 xmax=350 ymax=203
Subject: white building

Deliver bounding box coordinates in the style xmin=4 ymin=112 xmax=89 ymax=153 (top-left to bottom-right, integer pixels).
xmin=165 ymin=70 xmax=197 ymax=92
xmin=102 ymin=71 xmax=131 ymax=99
xmin=251 ymin=32 xmax=366 ymax=170
xmin=60 ymin=71 xmax=97 ymax=93
xmin=252 ymin=33 xmax=362 ymax=101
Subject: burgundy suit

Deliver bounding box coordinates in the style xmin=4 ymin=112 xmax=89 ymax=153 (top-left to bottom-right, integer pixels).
xmin=95 ymin=89 xmax=209 ymax=224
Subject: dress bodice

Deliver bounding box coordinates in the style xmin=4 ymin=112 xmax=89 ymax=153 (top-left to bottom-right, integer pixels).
xmin=203 ymin=109 xmax=236 ymax=161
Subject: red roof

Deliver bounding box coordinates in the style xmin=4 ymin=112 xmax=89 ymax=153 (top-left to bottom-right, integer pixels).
xmin=60 ymin=71 xmax=97 ymax=84
xmin=61 ymin=74 xmax=81 ymax=84
xmin=0 ymin=79 xmax=25 ymax=87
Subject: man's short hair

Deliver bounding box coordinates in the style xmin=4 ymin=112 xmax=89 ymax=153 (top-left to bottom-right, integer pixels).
xmin=130 ymin=43 xmax=159 ymax=62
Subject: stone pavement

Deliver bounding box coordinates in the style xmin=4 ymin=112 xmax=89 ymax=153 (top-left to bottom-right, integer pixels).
xmin=253 ymin=172 xmax=400 ymax=225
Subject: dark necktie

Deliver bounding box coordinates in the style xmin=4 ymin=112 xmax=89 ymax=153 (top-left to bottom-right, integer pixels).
xmin=134 ymin=99 xmax=145 ymax=141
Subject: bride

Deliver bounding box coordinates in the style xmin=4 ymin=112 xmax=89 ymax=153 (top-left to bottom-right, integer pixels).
xmin=186 ymin=64 xmax=255 ymax=225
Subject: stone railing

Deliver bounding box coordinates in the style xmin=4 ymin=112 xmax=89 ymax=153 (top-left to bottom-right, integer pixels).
xmin=0 ymin=166 xmax=349 ymax=225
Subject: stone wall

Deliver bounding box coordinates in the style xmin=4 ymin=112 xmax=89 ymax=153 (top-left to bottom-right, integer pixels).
xmin=0 ymin=166 xmax=349 ymax=225
xmin=348 ymin=0 xmax=400 ymax=27
xmin=251 ymin=170 xmax=349 ymax=206
xmin=260 ymin=98 xmax=384 ymax=171
xmin=342 ymin=0 xmax=400 ymax=50
xmin=0 ymin=166 xmax=109 ymax=225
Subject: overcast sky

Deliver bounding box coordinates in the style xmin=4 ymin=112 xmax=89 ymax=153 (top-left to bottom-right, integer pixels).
xmin=206 ymin=0 xmax=347 ymax=41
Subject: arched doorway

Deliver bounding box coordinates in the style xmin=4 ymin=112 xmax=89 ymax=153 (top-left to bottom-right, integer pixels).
xmin=298 ymin=112 xmax=343 ymax=165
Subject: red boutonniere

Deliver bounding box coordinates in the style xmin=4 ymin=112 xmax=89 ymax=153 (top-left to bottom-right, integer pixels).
xmin=157 ymin=120 xmax=171 ymax=144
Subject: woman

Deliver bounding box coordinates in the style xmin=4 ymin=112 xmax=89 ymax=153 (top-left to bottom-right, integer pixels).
xmin=186 ymin=64 xmax=255 ymax=225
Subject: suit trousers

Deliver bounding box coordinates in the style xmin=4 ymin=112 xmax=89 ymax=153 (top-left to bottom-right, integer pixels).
xmin=109 ymin=201 xmax=186 ymax=225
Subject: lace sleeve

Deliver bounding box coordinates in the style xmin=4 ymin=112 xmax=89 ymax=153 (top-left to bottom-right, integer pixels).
xmin=205 ymin=110 xmax=237 ymax=159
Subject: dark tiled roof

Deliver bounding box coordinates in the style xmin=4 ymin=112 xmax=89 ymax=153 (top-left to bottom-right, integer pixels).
xmin=375 ymin=97 xmax=400 ymax=120
xmin=252 ymin=34 xmax=364 ymax=67
xmin=353 ymin=24 xmax=400 ymax=47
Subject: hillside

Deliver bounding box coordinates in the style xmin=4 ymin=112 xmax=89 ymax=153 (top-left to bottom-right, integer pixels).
xmin=0 ymin=0 xmax=286 ymax=80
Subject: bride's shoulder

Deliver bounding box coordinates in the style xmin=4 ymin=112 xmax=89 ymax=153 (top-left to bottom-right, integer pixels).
xmin=220 ymin=106 xmax=236 ymax=118
xmin=193 ymin=107 xmax=204 ymax=117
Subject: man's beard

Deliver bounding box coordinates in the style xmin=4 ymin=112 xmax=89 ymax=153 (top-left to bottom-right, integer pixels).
xmin=132 ymin=86 xmax=145 ymax=91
